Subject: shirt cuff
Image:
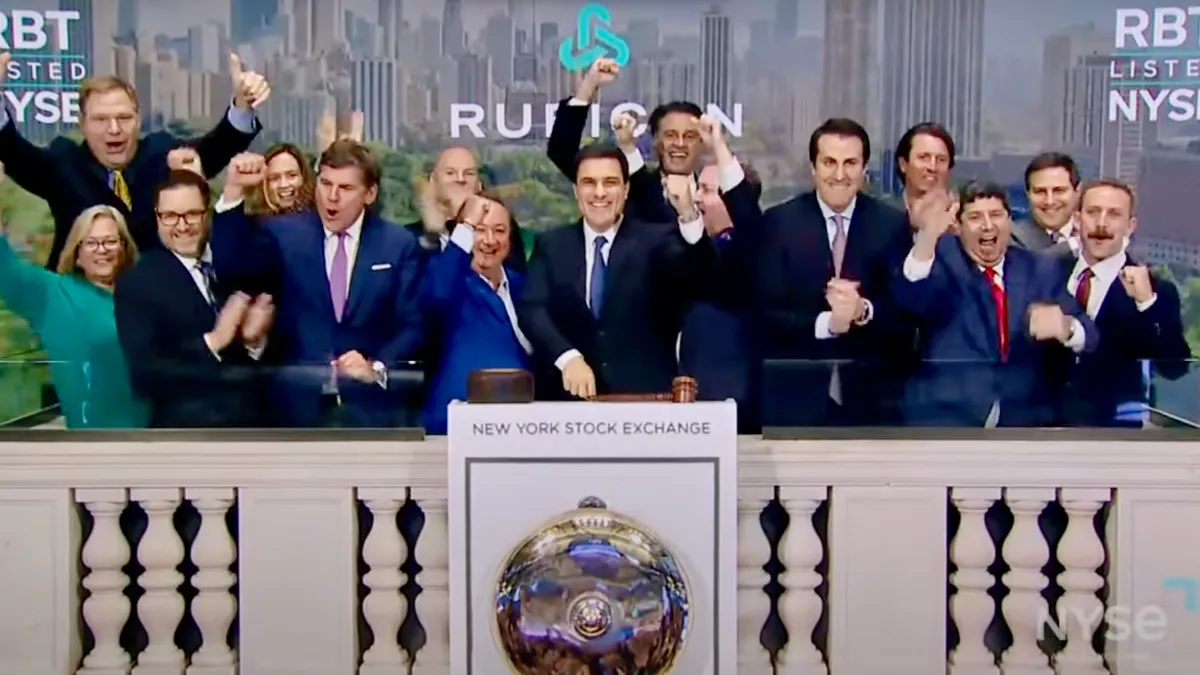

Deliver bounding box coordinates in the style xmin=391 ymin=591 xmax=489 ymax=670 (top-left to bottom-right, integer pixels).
xmin=214 ymin=195 xmax=243 ymax=213
xmin=246 ymin=339 xmax=267 ymax=360
xmin=719 ymin=160 xmax=745 ymax=193
xmin=902 ymin=250 xmax=935 ymax=281
xmin=568 ymin=97 xmax=589 ymax=106
xmin=1063 ymin=317 xmax=1086 ymax=353
xmin=624 ymin=147 xmax=645 ymax=174
xmin=373 ymin=361 xmax=388 ymax=390
xmin=226 ymin=103 xmax=257 ymax=133
xmin=678 ymin=216 xmax=704 ymax=244
xmin=1136 ymin=294 xmax=1158 ymax=312
xmin=555 ymin=349 xmax=582 ymax=371
xmin=450 ymin=222 xmax=475 ymax=253
xmin=815 ymin=311 xmax=834 ymax=340
xmin=203 ymin=334 xmax=222 ymax=361
xmin=856 ymin=299 xmax=874 ymax=326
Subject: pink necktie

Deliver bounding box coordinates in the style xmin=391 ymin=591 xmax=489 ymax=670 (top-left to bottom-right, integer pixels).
xmin=329 ymin=232 xmax=348 ymax=321
xmin=831 ymin=213 xmax=847 ymax=277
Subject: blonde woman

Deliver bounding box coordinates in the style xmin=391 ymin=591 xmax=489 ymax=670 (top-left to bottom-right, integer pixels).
xmin=0 ymin=204 xmax=150 ymax=427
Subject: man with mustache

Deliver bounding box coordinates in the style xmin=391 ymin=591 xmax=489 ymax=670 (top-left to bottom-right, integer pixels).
xmin=895 ymin=182 xmax=1098 ymax=426
xmin=546 ymin=57 xmax=706 ymax=222
xmin=1011 ymin=152 xmax=1081 ymax=260
xmin=894 ymin=122 xmax=955 ymax=222
xmin=1059 ymin=179 xmax=1189 ymax=426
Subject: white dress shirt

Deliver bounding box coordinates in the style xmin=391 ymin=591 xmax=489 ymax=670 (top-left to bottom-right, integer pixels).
xmin=449 ymin=224 xmax=533 ymax=355
xmin=1053 ymin=219 xmax=1082 ymax=255
xmin=1066 ymin=251 xmax=1158 ymax=319
xmin=175 ymin=247 xmax=266 ymax=361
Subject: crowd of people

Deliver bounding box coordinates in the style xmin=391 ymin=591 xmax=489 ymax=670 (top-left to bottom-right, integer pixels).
xmin=0 ymin=54 xmax=1189 ymax=433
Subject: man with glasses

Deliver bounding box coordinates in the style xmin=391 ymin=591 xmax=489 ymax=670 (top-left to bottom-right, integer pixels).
xmin=113 ymin=170 xmax=274 ymax=428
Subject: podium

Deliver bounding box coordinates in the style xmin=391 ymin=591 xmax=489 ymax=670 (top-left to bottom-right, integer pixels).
xmin=447 ymin=400 xmax=738 ymax=674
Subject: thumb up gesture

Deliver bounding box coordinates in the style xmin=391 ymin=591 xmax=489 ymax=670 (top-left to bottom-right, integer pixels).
xmin=230 ymin=52 xmax=271 ymax=110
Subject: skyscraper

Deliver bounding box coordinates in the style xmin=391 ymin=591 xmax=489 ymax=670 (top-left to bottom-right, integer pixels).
xmin=774 ymin=0 xmax=798 ymax=43
xmin=700 ymin=8 xmax=732 ymax=110
xmin=443 ymin=0 xmax=464 ymax=57
xmin=231 ymin=0 xmax=279 ymax=44
xmin=379 ymin=0 xmax=404 ymax=59
xmin=821 ymin=0 xmax=877 ymax=126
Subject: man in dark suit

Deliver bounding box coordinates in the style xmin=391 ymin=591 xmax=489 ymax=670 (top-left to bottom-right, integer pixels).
xmin=517 ymin=144 xmax=714 ymax=399
xmin=895 ymin=182 xmax=1099 ymax=427
xmin=0 ymin=52 xmax=269 ymax=269
xmin=212 ymin=142 xmax=426 ymax=427
xmin=114 ymin=170 xmax=272 ymax=428
xmin=546 ymin=57 xmax=705 ymax=223
xmin=1010 ymin=152 xmax=1081 ymax=261
xmin=716 ymin=117 xmax=912 ymax=426
xmin=1059 ymin=178 xmax=1190 ymax=426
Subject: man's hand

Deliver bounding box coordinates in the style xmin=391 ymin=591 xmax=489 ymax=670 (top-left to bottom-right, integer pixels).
xmin=613 ymin=112 xmax=637 ymax=151
xmin=1029 ymin=303 xmax=1071 ymax=342
xmin=167 ymin=146 xmax=204 ymax=176
xmin=317 ymin=110 xmax=365 ymax=153
xmin=1120 ymin=265 xmax=1155 ymax=304
xmin=909 ymin=188 xmax=957 ymax=259
xmin=459 ymin=195 xmax=490 ymax=229
xmin=826 ymin=279 xmax=864 ymax=335
xmin=562 ymin=355 xmax=597 ymax=399
xmin=663 ymin=174 xmax=699 ymax=221
xmin=206 ymin=292 xmax=252 ymax=352
xmin=0 ymin=53 xmax=10 ymax=88
xmin=575 ymin=57 xmax=620 ymax=102
xmin=335 ymin=350 xmax=376 ymax=383
xmin=228 ymin=152 xmax=266 ymax=186
xmin=230 ymin=52 xmax=270 ymax=109
xmin=240 ymin=294 xmax=274 ymax=346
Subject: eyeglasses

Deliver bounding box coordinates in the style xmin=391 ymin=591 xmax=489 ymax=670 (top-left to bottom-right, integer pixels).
xmin=81 ymin=237 xmax=121 ymax=252
xmin=157 ymin=209 xmax=206 ymax=226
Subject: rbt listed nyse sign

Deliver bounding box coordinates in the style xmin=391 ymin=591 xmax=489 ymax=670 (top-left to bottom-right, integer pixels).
xmin=1110 ymin=6 xmax=1200 ymax=122
xmin=449 ymin=2 xmax=744 ymax=139
xmin=0 ymin=9 xmax=84 ymax=124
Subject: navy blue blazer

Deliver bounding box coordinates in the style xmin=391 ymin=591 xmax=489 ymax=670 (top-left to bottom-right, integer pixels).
xmin=212 ymin=204 xmax=426 ymax=427
xmin=420 ymin=239 xmax=530 ymax=434
xmin=893 ymin=235 xmax=1099 ymax=426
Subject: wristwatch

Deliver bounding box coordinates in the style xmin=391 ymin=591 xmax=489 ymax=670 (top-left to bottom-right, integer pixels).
xmin=372 ymin=360 xmax=388 ymax=388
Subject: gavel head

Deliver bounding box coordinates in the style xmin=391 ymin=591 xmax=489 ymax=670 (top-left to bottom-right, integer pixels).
xmin=671 ymin=376 xmax=697 ymax=403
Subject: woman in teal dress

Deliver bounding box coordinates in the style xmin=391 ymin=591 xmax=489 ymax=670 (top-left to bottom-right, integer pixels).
xmin=0 ymin=204 xmax=149 ymax=428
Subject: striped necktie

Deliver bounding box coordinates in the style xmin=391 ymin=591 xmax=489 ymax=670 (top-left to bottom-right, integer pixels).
xmin=111 ymin=170 xmax=132 ymax=210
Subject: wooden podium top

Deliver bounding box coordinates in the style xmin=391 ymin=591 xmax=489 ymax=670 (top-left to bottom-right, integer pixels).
xmin=467 ymin=370 xmax=697 ymax=404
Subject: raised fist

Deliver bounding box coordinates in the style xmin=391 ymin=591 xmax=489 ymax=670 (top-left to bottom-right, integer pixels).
xmin=612 ymin=112 xmax=637 ymax=148
xmin=230 ymin=52 xmax=271 ymax=109
xmin=228 ymin=152 xmax=266 ymax=186
xmin=588 ymin=57 xmax=620 ymax=85
xmin=167 ymin=146 xmax=203 ymax=176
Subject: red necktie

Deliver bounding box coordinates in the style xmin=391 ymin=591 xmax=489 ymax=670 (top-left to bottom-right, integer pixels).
xmin=1074 ymin=267 xmax=1093 ymax=311
xmin=983 ymin=267 xmax=1008 ymax=361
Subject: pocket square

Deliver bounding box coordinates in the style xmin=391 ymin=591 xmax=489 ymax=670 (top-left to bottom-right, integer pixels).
xmin=371 ymin=263 xmax=392 ymax=271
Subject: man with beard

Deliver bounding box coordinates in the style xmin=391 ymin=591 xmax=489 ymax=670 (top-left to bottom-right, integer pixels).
xmin=894 ymin=122 xmax=955 ymax=223
xmin=546 ymin=57 xmax=705 ymax=222
xmin=895 ymin=182 xmax=1097 ymax=426
xmin=1059 ymin=179 xmax=1189 ymax=426
xmin=1011 ymin=152 xmax=1081 ymax=260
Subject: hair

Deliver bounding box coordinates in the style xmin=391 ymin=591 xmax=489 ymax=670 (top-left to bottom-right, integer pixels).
xmin=648 ymin=101 xmax=704 ymax=135
xmin=155 ymin=169 xmax=212 ymax=207
xmin=57 ymin=205 xmax=139 ymax=276
xmin=894 ymin=122 xmax=957 ymax=179
xmin=1078 ymin=178 xmax=1137 ymax=215
xmin=79 ymin=76 xmax=139 ymax=115
xmin=808 ymin=117 xmax=872 ymax=164
xmin=319 ymin=139 xmax=382 ymax=189
xmin=1024 ymin=152 xmax=1081 ymax=190
xmin=245 ymin=143 xmax=315 ymax=216
xmin=956 ymin=181 xmax=1010 ymax=220
xmin=573 ymin=144 xmax=630 ymax=183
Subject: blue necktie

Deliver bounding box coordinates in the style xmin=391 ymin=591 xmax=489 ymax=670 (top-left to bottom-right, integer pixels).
xmin=589 ymin=235 xmax=608 ymax=319
xmin=197 ymin=260 xmax=219 ymax=312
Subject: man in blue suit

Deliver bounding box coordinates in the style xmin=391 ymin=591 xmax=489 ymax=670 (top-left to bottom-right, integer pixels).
xmin=420 ymin=193 xmax=531 ymax=433
xmin=895 ymin=182 xmax=1099 ymax=426
xmin=212 ymin=142 xmax=425 ymax=427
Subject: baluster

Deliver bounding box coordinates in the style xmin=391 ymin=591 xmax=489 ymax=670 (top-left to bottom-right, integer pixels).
xmin=410 ymin=492 xmax=448 ymax=675
xmin=949 ymin=487 xmax=1001 ymax=675
xmin=132 ymin=489 xmax=186 ymax=675
xmin=1000 ymin=488 xmax=1053 ymax=675
xmin=737 ymin=491 xmax=772 ymax=674
xmin=1052 ymin=488 xmax=1109 ymax=675
xmin=77 ymin=489 xmax=133 ymax=675
xmin=358 ymin=491 xmax=409 ymax=674
xmin=185 ymin=488 xmax=238 ymax=675
xmin=776 ymin=488 xmax=827 ymax=675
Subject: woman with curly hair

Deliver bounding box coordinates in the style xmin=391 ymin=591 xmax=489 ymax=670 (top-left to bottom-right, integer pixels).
xmin=243 ymin=142 xmax=315 ymax=215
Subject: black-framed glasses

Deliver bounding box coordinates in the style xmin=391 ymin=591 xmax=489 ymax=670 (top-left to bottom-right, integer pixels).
xmin=81 ymin=237 xmax=121 ymax=252
xmin=156 ymin=209 xmax=206 ymax=226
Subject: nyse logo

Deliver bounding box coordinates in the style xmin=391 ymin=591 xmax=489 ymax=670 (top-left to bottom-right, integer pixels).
xmin=1116 ymin=7 xmax=1200 ymax=48
xmin=558 ymin=3 xmax=630 ymax=72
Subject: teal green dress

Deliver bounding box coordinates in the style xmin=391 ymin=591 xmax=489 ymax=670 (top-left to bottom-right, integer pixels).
xmin=0 ymin=237 xmax=149 ymax=428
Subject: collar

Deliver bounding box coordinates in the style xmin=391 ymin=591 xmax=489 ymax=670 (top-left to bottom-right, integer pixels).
xmin=171 ymin=245 xmax=212 ymax=269
xmin=479 ymin=267 xmax=510 ymax=292
xmin=1054 ymin=219 xmax=1075 ymax=241
xmin=325 ymin=210 xmax=365 ymax=240
xmin=583 ymin=218 xmax=620 ymax=246
xmin=1074 ymin=250 xmax=1127 ymax=283
xmin=816 ymin=193 xmax=857 ymax=224
xmin=978 ymin=257 xmax=1006 ymax=279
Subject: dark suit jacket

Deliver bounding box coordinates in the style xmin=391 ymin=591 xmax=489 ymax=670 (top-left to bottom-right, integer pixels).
xmin=546 ymin=98 xmax=679 ymax=223
xmin=721 ymin=184 xmax=913 ymax=425
xmin=212 ymin=205 xmax=425 ymax=427
xmin=1011 ymin=219 xmax=1075 ymax=262
xmin=420 ymin=238 xmax=530 ymax=434
xmin=1058 ymin=257 xmax=1191 ymax=426
xmin=113 ymin=248 xmax=265 ymax=428
xmin=893 ymin=236 xmax=1099 ymax=427
xmin=517 ymin=218 xmax=714 ymax=398
xmin=0 ymin=109 xmax=260 ymax=269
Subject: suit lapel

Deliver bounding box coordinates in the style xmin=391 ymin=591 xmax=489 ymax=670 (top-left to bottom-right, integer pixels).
xmin=468 ymin=273 xmax=512 ymax=327
xmin=157 ymin=250 xmax=213 ymax=316
xmin=842 ymin=196 xmax=872 ymax=279
xmin=343 ymin=215 xmax=383 ymax=321
xmin=566 ymin=222 xmax=588 ymax=311
xmin=300 ymin=214 xmax=337 ymax=319
xmin=950 ymin=242 xmax=1000 ymax=355
xmin=602 ymin=220 xmax=637 ymax=317
xmin=1002 ymin=254 xmax=1029 ymax=353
